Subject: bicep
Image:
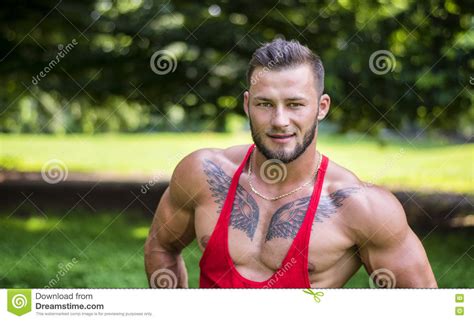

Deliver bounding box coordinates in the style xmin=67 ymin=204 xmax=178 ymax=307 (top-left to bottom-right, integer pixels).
xmin=146 ymin=187 xmax=196 ymax=254
xmin=353 ymin=187 xmax=437 ymax=288
xmin=360 ymin=227 xmax=437 ymax=288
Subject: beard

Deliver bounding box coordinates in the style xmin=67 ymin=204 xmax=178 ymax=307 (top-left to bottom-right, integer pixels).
xmin=249 ymin=115 xmax=318 ymax=164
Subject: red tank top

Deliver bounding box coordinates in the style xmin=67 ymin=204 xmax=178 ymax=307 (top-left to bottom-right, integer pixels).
xmin=199 ymin=144 xmax=329 ymax=288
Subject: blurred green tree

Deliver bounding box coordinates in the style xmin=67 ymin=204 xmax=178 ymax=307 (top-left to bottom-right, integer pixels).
xmin=0 ymin=0 xmax=472 ymax=137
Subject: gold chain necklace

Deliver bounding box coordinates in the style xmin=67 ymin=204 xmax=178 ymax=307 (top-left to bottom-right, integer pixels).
xmin=247 ymin=148 xmax=322 ymax=201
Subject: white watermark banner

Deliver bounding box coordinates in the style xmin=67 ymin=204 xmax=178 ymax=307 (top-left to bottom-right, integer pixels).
xmin=0 ymin=289 xmax=471 ymax=320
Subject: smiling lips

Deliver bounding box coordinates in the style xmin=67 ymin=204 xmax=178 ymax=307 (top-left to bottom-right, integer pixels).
xmin=267 ymin=133 xmax=296 ymax=143
xmin=268 ymin=133 xmax=295 ymax=138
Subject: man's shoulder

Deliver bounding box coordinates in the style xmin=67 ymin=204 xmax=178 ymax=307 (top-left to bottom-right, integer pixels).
xmin=169 ymin=144 xmax=252 ymax=202
xmin=325 ymin=158 xmax=408 ymax=241
xmin=175 ymin=144 xmax=252 ymax=173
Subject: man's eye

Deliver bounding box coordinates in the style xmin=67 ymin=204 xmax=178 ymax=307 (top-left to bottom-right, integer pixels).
xmin=257 ymin=102 xmax=272 ymax=107
xmin=288 ymin=103 xmax=303 ymax=108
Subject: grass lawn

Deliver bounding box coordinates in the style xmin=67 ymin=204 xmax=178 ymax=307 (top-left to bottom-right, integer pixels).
xmin=1 ymin=212 xmax=473 ymax=288
xmin=0 ymin=132 xmax=473 ymax=192
xmin=0 ymin=133 xmax=472 ymax=288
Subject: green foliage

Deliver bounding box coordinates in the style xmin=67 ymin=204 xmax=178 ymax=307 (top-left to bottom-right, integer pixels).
xmin=0 ymin=0 xmax=472 ymax=136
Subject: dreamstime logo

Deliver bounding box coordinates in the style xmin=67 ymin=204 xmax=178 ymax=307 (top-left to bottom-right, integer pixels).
xmin=41 ymin=159 xmax=68 ymax=184
xmin=150 ymin=50 xmax=177 ymax=75
xmin=263 ymin=257 xmax=297 ymax=288
xmin=149 ymin=268 xmax=178 ymax=288
xmin=12 ymin=294 xmax=27 ymax=309
xmin=369 ymin=268 xmax=396 ymax=288
xmin=140 ymin=174 xmax=162 ymax=194
xmin=369 ymin=50 xmax=396 ymax=75
xmin=31 ymin=39 xmax=78 ymax=85
xmin=7 ymin=289 xmax=32 ymax=316
xmin=260 ymin=159 xmax=287 ymax=184
xmin=44 ymin=257 xmax=79 ymax=288
xmin=470 ymin=75 xmax=474 ymax=86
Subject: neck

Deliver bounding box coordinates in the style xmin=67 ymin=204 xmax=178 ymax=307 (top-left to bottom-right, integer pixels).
xmin=250 ymin=142 xmax=320 ymax=192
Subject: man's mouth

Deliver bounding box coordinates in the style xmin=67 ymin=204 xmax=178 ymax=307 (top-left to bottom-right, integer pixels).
xmin=267 ymin=133 xmax=296 ymax=143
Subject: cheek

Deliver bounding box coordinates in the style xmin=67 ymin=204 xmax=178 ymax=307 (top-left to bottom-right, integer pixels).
xmin=249 ymin=113 xmax=267 ymax=133
xmin=251 ymin=110 xmax=271 ymax=125
xmin=295 ymin=114 xmax=317 ymax=134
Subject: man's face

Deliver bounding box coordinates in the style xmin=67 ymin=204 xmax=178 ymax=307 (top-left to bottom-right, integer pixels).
xmin=244 ymin=64 xmax=321 ymax=164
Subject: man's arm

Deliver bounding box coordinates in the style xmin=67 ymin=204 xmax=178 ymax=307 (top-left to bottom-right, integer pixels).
xmin=352 ymin=185 xmax=437 ymax=288
xmin=144 ymin=153 xmax=201 ymax=288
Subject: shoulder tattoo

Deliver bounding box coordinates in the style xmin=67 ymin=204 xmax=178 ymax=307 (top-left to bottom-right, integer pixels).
xmin=203 ymin=159 xmax=259 ymax=240
xmin=315 ymin=187 xmax=360 ymax=222
xmin=265 ymin=187 xmax=360 ymax=240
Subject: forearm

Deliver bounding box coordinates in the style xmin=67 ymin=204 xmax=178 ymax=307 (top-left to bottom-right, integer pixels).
xmin=145 ymin=247 xmax=188 ymax=288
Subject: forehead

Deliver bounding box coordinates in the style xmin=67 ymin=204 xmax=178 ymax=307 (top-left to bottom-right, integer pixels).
xmin=249 ymin=64 xmax=318 ymax=98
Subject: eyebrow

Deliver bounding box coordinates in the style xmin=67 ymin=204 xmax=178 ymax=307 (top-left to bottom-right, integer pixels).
xmin=285 ymin=96 xmax=307 ymax=101
xmin=253 ymin=96 xmax=272 ymax=101
xmin=252 ymin=96 xmax=308 ymax=101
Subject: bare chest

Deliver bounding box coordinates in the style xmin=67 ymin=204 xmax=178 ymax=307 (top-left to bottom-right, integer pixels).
xmin=195 ymin=188 xmax=358 ymax=282
xmin=197 ymin=157 xmax=363 ymax=286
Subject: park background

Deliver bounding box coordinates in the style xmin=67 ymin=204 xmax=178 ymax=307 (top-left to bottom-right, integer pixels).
xmin=0 ymin=0 xmax=472 ymax=288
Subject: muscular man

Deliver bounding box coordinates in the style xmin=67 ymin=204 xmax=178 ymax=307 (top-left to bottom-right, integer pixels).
xmin=144 ymin=39 xmax=437 ymax=288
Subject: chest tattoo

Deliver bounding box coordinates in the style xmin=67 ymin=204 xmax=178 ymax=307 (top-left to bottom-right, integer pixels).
xmin=203 ymin=159 xmax=359 ymax=242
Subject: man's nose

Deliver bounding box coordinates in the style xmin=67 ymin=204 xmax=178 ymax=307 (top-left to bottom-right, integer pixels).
xmin=270 ymin=106 xmax=290 ymax=128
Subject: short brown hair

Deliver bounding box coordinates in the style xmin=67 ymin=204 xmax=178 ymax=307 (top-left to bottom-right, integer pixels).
xmin=246 ymin=38 xmax=325 ymax=95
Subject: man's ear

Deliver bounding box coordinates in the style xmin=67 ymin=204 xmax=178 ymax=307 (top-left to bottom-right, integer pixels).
xmin=317 ymin=94 xmax=330 ymax=121
xmin=243 ymin=91 xmax=250 ymax=117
